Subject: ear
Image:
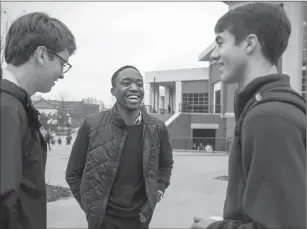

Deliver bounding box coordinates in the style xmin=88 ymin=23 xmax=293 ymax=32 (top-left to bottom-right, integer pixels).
xmin=111 ymin=87 xmax=115 ymax=96
xmin=244 ymin=34 xmax=258 ymax=55
xmin=35 ymin=46 xmax=48 ymax=65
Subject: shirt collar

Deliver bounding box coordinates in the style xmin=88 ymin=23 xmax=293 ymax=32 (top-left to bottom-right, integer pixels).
xmin=114 ymin=103 xmax=142 ymax=126
xmin=2 ymin=68 xmax=20 ymax=86
xmin=132 ymin=110 xmax=142 ymax=125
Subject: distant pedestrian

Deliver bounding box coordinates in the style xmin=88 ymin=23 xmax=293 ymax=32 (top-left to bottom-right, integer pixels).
xmin=192 ymin=142 xmax=197 ymax=150
xmin=205 ymin=143 xmax=213 ymax=152
xmin=197 ymin=142 xmax=205 ymax=151
xmin=45 ymin=131 xmax=52 ymax=150
xmin=168 ymin=104 xmax=171 ymax=114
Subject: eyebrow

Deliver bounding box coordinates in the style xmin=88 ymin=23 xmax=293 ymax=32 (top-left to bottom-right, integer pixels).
xmin=120 ymin=77 xmax=130 ymax=82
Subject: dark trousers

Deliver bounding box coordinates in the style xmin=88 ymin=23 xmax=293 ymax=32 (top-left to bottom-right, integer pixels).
xmin=100 ymin=214 xmax=150 ymax=229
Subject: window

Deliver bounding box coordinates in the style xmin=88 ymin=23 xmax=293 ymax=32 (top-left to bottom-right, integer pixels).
xmin=214 ymin=90 xmax=221 ymax=113
xmin=182 ymin=93 xmax=209 ymax=113
xmin=213 ymin=81 xmax=222 ymax=113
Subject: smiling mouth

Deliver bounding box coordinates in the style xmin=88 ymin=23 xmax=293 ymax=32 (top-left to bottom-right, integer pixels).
xmin=126 ymin=95 xmax=139 ymax=102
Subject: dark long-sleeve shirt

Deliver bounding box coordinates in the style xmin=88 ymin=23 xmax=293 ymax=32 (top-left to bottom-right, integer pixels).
xmin=0 ymin=79 xmax=47 ymax=229
xmin=208 ymin=74 xmax=306 ymax=229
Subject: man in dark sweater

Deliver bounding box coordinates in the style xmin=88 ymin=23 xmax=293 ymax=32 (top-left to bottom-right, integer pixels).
xmin=192 ymin=3 xmax=306 ymax=229
xmin=0 ymin=12 xmax=76 ymax=229
xmin=66 ymin=65 xmax=173 ymax=229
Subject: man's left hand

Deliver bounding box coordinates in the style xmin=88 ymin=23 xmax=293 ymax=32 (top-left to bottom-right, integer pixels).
xmin=191 ymin=216 xmax=216 ymax=229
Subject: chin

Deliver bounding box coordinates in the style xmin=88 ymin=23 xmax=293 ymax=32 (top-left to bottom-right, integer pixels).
xmin=126 ymin=104 xmax=141 ymax=111
xmin=39 ymin=86 xmax=53 ymax=93
xmin=221 ymin=73 xmax=237 ymax=84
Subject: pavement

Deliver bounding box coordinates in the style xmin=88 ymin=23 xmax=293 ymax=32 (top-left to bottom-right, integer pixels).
xmin=46 ymin=140 xmax=228 ymax=228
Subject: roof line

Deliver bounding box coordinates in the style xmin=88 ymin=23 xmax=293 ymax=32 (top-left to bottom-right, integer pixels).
xmin=33 ymin=98 xmax=57 ymax=108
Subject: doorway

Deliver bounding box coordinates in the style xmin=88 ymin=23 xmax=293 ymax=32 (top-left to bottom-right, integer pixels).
xmin=192 ymin=128 xmax=216 ymax=150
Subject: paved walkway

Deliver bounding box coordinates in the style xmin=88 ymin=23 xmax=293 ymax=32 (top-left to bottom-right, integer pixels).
xmin=46 ymin=144 xmax=228 ymax=228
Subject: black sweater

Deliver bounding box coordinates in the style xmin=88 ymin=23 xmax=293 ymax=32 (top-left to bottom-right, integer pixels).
xmin=106 ymin=124 xmax=147 ymax=217
xmin=209 ymin=74 xmax=306 ymax=229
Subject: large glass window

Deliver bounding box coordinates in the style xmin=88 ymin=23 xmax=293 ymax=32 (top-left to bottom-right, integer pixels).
xmin=182 ymin=93 xmax=209 ymax=113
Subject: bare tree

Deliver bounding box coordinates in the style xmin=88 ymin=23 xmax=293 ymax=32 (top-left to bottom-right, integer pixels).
xmin=1 ymin=8 xmax=9 ymax=66
xmin=1 ymin=9 xmax=26 ymax=66
xmin=81 ymin=97 xmax=98 ymax=104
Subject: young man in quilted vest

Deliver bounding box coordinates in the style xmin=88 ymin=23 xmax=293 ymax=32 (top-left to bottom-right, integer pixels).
xmin=0 ymin=12 xmax=76 ymax=229
xmin=66 ymin=65 xmax=174 ymax=229
xmin=192 ymin=3 xmax=306 ymax=229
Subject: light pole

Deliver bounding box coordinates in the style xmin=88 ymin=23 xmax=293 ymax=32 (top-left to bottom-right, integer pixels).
xmin=153 ymin=77 xmax=156 ymax=113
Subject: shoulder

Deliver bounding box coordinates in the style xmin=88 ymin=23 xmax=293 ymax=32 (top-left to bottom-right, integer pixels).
xmin=84 ymin=110 xmax=111 ymax=128
xmin=1 ymin=94 xmax=27 ymax=122
xmin=245 ymin=100 xmax=305 ymax=129
xmin=146 ymin=113 xmax=167 ymax=128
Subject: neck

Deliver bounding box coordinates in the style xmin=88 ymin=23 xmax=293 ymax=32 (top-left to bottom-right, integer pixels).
xmin=5 ymin=64 xmax=37 ymax=96
xmin=238 ymin=59 xmax=278 ymax=89
xmin=116 ymin=103 xmax=140 ymax=125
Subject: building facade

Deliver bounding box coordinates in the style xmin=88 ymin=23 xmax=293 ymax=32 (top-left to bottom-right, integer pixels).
xmin=144 ymin=1 xmax=306 ymax=152
xmin=145 ymin=68 xmax=227 ymax=151
xmin=198 ymin=1 xmax=307 ymax=141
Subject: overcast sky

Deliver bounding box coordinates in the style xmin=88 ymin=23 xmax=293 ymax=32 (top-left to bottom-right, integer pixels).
xmin=1 ymin=2 xmax=228 ymax=106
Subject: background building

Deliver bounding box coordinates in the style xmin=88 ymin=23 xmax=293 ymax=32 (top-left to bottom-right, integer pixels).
xmin=198 ymin=1 xmax=307 ymax=141
xmin=145 ymin=68 xmax=227 ymax=151
xmin=144 ymin=1 xmax=306 ymax=152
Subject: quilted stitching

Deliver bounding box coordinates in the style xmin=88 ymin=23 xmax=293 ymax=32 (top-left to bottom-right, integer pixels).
xmin=80 ymin=109 xmax=168 ymax=228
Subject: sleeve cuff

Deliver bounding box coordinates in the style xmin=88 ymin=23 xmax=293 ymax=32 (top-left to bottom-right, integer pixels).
xmin=158 ymin=182 xmax=166 ymax=193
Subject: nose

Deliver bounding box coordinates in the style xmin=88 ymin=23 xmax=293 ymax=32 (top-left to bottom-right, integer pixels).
xmin=129 ymin=83 xmax=138 ymax=92
xmin=209 ymin=46 xmax=219 ymax=63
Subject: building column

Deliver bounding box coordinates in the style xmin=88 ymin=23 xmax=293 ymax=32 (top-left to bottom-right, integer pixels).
xmin=165 ymin=87 xmax=170 ymax=108
xmin=282 ymin=2 xmax=303 ymax=93
xmin=148 ymin=83 xmax=154 ymax=112
xmin=153 ymin=84 xmax=160 ymax=113
xmin=172 ymin=89 xmax=176 ymax=113
xmin=175 ymin=81 xmax=182 ymax=112
xmin=145 ymin=82 xmax=151 ymax=106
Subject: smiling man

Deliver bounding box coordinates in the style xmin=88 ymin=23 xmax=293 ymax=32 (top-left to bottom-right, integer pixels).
xmin=192 ymin=3 xmax=306 ymax=229
xmin=0 ymin=12 xmax=76 ymax=229
xmin=66 ymin=65 xmax=173 ymax=229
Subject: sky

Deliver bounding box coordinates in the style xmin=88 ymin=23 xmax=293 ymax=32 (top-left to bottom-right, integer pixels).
xmin=1 ymin=1 xmax=228 ymax=106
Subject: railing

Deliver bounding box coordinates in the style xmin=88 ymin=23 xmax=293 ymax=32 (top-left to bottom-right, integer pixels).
xmin=170 ymin=137 xmax=233 ymax=153
xmin=142 ymin=105 xmax=173 ymax=115
xmin=179 ymin=103 xmax=222 ymax=114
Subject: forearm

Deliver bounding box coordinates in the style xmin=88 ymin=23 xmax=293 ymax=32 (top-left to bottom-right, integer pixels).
xmin=0 ymin=194 xmax=19 ymax=229
xmin=0 ymin=106 xmax=23 ymax=229
xmin=158 ymin=124 xmax=173 ymax=192
xmin=66 ymin=173 xmax=82 ymax=204
xmin=157 ymin=165 xmax=172 ymax=192
xmin=65 ymin=119 xmax=89 ymax=207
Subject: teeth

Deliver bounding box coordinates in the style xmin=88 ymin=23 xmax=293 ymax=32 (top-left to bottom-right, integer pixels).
xmin=128 ymin=96 xmax=138 ymax=99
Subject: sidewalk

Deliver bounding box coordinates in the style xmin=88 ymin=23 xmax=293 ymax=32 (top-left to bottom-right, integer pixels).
xmin=47 ymin=154 xmax=228 ymax=228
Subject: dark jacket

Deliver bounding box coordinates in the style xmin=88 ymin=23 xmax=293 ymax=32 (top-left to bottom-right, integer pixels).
xmin=66 ymin=104 xmax=173 ymax=228
xmin=0 ymin=79 xmax=47 ymax=229
xmin=209 ymin=74 xmax=306 ymax=229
